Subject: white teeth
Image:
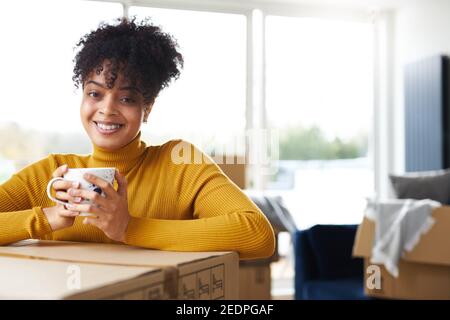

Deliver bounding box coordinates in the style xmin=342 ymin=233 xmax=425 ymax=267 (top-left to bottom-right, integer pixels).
xmin=96 ymin=122 xmax=121 ymax=130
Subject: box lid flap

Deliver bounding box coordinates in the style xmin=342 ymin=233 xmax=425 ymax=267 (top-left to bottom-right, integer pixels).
xmin=352 ymin=217 xmax=375 ymax=258
xmin=353 ymin=206 xmax=450 ymax=266
xmin=0 ymin=240 xmax=232 ymax=268
xmin=403 ymin=207 xmax=450 ymax=266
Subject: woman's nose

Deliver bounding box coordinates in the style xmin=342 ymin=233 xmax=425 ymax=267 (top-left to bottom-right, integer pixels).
xmin=99 ymin=96 xmax=118 ymax=116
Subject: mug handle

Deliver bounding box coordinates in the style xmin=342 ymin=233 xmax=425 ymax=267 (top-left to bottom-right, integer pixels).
xmin=46 ymin=177 xmax=69 ymax=206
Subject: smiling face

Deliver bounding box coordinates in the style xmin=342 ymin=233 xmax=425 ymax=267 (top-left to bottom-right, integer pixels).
xmin=80 ymin=62 xmax=153 ymax=151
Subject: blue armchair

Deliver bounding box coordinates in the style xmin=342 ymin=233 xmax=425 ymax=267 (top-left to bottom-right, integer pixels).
xmin=293 ymin=224 xmax=368 ymax=300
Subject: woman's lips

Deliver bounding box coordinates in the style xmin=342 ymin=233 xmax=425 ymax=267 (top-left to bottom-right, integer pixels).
xmin=93 ymin=121 xmax=124 ymax=135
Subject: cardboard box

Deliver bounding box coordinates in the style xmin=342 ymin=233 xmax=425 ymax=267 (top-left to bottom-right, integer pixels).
xmin=0 ymin=240 xmax=239 ymax=300
xmin=217 ymin=156 xmax=246 ymax=189
xmin=239 ymin=260 xmax=272 ymax=300
xmin=353 ymin=206 xmax=450 ymax=299
xmin=0 ymin=255 xmax=166 ymax=299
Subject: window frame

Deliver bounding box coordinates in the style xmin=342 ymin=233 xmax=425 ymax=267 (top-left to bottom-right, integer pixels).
xmin=86 ymin=0 xmax=386 ymax=195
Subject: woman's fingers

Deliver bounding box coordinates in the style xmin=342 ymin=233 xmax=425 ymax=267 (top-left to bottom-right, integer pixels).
xmin=53 ymin=180 xmax=79 ymax=191
xmin=58 ymin=209 xmax=80 ymax=217
xmin=68 ymin=188 xmax=107 ymax=207
xmin=55 ymin=190 xmax=82 ymax=203
xmin=49 ymin=165 xmax=81 ymax=205
xmin=65 ymin=203 xmax=101 ymax=215
xmin=116 ymin=170 xmax=128 ymax=198
xmin=83 ymin=174 xmax=115 ymax=197
xmin=52 ymin=164 xmax=68 ymax=178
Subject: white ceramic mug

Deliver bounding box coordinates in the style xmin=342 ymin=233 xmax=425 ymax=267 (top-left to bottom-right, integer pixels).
xmin=46 ymin=167 xmax=115 ymax=217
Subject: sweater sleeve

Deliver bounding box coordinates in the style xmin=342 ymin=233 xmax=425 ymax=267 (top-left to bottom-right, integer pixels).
xmin=125 ymin=140 xmax=276 ymax=260
xmin=0 ymin=156 xmax=54 ymax=245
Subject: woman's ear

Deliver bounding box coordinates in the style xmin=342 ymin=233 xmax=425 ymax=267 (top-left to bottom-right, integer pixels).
xmin=143 ymin=102 xmax=154 ymax=123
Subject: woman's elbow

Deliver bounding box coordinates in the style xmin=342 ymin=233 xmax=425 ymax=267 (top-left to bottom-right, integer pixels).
xmin=240 ymin=213 xmax=276 ymax=260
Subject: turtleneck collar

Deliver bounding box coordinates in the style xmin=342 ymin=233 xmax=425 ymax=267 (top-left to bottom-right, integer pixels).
xmin=90 ymin=131 xmax=147 ymax=174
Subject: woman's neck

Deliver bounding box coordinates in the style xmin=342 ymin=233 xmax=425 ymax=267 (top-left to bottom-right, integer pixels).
xmin=90 ymin=132 xmax=147 ymax=174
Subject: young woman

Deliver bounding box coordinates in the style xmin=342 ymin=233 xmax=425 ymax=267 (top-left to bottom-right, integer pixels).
xmin=0 ymin=17 xmax=275 ymax=260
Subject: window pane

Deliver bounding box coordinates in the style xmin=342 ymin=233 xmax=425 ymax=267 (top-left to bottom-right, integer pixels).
xmin=0 ymin=0 xmax=123 ymax=179
xmin=128 ymin=6 xmax=247 ymax=154
xmin=265 ymin=16 xmax=374 ymax=228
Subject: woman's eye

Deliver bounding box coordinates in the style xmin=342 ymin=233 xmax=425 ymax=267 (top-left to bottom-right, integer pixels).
xmin=121 ymin=97 xmax=135 ymax=104
xmin=87 ymin=91 xmax=99 ymax=98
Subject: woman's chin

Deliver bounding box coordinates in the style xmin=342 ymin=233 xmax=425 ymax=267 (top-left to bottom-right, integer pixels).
xmin=90 ymin=134 xmax=126 ymax=151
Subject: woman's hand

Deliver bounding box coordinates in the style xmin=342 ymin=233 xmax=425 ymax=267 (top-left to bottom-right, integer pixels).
xmin=66 ymin=170 xmax=131 ymax=243
xmin=43 ymin=164 xmax=81 ymax=231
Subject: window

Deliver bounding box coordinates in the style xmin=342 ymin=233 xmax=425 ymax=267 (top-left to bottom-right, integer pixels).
xmin=128 ymin=6 xmax=247 ymax=155
xmin=265 ymin=16 xmax=374 ymax=229
xmin=0 ymin=0 xmax=123 ymax=180
xmin=0 ymin=2 xmax=374 ymax=229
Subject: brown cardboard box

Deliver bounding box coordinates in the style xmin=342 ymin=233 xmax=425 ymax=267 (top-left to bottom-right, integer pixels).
xmin=0 ymin=240 xmax=239 ymax=300
xmin=0 ymin=255 xmax=167 ymax=299
xmin=239 ymin=260 xmax=272 ymax=300
xmin=353 ymin=206 xmax=450 ymax=299
xmin=217 ymin=156 xmax=246 ymax=189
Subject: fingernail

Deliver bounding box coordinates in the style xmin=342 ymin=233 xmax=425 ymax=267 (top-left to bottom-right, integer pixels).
xmin=74 ymin=197 xmax=82 ymax=202
xmin=84 ymin=173 xmax=91 ymax=179
xmin=72 ymin=182 xmax=79 ymax=188
xmin=67 ymin=204 xmax=76 ymax=209
xmin=62 ymin=164 xmax=68 ymax=170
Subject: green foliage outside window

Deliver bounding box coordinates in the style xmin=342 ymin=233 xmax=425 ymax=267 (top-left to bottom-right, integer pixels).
xmin=279 ymin=125 xmax=367 ymax=160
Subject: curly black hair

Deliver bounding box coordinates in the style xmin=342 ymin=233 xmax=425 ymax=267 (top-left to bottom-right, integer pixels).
xmin=72 ymin=17 xmax=183 ymax=104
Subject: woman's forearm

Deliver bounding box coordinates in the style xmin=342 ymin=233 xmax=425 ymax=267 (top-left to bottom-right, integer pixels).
xmin=124 ymin=211 xmax=276 ymax=259
xmin=0 ymin=207 xmax=53 ymax=245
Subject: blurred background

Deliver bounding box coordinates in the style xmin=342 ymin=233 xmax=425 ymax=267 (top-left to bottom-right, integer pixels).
xmin=0 ymin=0 xmax=444 ymax=299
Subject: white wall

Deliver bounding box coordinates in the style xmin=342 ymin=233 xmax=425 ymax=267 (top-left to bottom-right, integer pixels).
xmin=396 ymin=0 xmax=450 ymax=64
xmin=392 ymin=0 xmax=450 ymax=174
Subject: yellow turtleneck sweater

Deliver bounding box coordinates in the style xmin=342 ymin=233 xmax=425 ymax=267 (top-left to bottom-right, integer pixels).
xmin=0 ymin=133 xmax=275 ymax=259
